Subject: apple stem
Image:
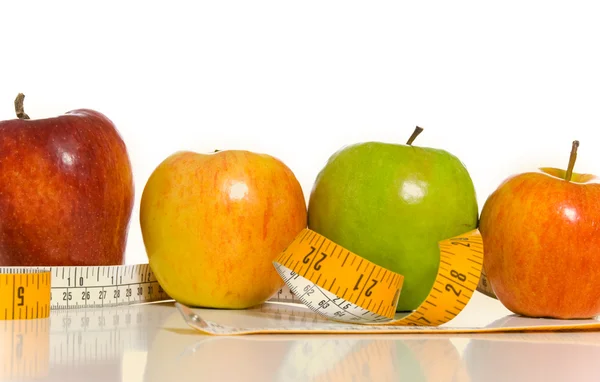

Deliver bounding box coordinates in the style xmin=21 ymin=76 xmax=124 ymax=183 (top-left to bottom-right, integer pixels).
xmin=14 ymin=93 xmax=30 ymax=120
xmin=406 ymin=126 xmax=424 ymax=145
xmin=565 ymin=140 xmax=579 ymax=182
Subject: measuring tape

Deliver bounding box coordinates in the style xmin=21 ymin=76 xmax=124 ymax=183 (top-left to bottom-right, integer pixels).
xmin=0 ymin=264 xmax=172 ymax=380
xmin=271 ymin=227 xmax=485 ymax=326
xmin=0 ymin=228 xmax=493 ymax=328
xmin=0 ymin=264 xmax=170 ymax=320
xmin=0 ymin=268 xmax=51 ymax=321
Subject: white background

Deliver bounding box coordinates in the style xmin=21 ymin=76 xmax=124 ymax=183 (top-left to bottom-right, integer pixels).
xmin=1 ymin=1 xmax=600 ymax=267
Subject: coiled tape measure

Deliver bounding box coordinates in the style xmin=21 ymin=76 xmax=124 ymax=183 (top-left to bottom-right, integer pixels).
xmin=271 ymin=228 xmax=485 ymax=326
xmin=0 ymin=228 xmax=494 ymax=326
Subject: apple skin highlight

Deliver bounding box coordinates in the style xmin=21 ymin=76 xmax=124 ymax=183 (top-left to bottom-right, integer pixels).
xmin=479 ymin=167 xmax=600 ymax=319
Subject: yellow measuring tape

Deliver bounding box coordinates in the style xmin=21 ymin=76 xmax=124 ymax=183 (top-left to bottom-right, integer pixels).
xmin=0 ymin=269 xmax=51 ymax=321
xmin=0 ymin=229 xmax=487 ymax=328
xmin=272 ymin=228 xmax=484 ymax=326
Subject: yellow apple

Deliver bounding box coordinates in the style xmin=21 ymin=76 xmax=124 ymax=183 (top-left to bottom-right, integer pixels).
xmin=140 ymin=149 xmax=307 ymax=309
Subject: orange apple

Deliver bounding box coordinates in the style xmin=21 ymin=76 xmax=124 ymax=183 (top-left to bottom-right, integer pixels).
xmin=479 ymin=141 xmax=600 ymax=319
xmin=140 ymin=149 xmax=307 ymax=309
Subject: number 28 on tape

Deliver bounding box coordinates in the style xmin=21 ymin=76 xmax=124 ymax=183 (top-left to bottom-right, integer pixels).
xmin=272 ymin=228 xmax=484 ymax=326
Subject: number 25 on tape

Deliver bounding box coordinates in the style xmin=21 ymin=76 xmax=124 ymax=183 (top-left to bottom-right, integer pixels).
xmin=273 ymin=228 xmax=485 ymax=326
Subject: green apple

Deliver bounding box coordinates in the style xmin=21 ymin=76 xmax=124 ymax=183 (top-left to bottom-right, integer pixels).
xmin=307 ymin=127 xmax=478 ymax=311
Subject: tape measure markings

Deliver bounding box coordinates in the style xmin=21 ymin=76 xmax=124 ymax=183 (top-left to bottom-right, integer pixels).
xmin=298 ymin=234 xmax=327 ymax=278
xmin=388 ymin=229 xmax=483 ymax=326
xmin=51 ymin=263 xmax=154 ymax=288
xmin=1 ymin=228 xmax=491 ymax=331
xmin=48 ymin=264 xmax=169 ymax=310
xmin=276 ymin=263 xmax=390 ymax=324
xmin=271 ymin=228 xmax=484 ymax=326
xmin=0 ymin=264 xmax=170 ymax=317
xmin=0 ymin=269 xmax=51 ymax=321
xmin=275 ymin=231 xmax=405 ymax=322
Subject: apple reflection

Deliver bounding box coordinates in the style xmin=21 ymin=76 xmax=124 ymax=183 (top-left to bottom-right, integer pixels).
xmin=464 ymin=335 xmax=600 ymax=382
xmin=143 ymin=309 xmax=293 ymax=382
xmin=276 ymin=336 xmax=470 ymax=381
xmin=464 ymin=317 xmax=600 ymax=381
xmin=144 ymin=308 xmax=470 ymax=382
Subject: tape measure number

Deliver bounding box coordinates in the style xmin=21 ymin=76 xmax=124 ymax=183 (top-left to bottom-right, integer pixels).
xmin=0 ymin=264 xmax=170 ymax=320
xmin=0 ymin=231 xmax=491 ymax=331
xmin=272 ymin=228 xmax=484 ymax=326
xmin=47 ymin=263 xmax=169 ymax=310
xmin=0 ymin=268 xmax=51 ymax=321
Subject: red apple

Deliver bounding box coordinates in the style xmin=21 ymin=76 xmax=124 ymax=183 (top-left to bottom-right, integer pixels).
xmin=0 ymin=93 xmax=134 ymax=266
xmin=479 ymin=140 xmax=600 ymax=319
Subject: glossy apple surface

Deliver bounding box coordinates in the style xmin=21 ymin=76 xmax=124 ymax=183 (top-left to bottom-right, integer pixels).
xmin=140 ymin=149 xmax=307 ymax=309
xmin=0 ymin=95 xmax=134 ymax=266
xmin=307 ymin=128 xmax=479 ymax=311
xmin=479 ymin=161 xmax=600 ymax=319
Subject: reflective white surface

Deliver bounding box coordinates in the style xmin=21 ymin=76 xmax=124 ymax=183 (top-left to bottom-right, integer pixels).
xmin=2 ymin=293 xmax=600 ymax=382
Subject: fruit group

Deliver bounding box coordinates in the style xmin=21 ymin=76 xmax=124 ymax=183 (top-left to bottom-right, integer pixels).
xmin=479 ymin=140 xmax=600 ymax=319
xmin=307 ymin=127 xmax=478 ymax=311
xmin=140 ymin=149 xmax=307 ymax=309
xmin=0 ymin=93 xmax=134 ymax=266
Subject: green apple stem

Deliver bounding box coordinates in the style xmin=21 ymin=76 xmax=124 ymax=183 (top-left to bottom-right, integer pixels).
xmin=565 ymin=140 xmax=579 ymax=182
xmin=406 ymin=126 xmax=424 ymax=145
xmin=14 ymin=93 xmax=30 ymax=120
